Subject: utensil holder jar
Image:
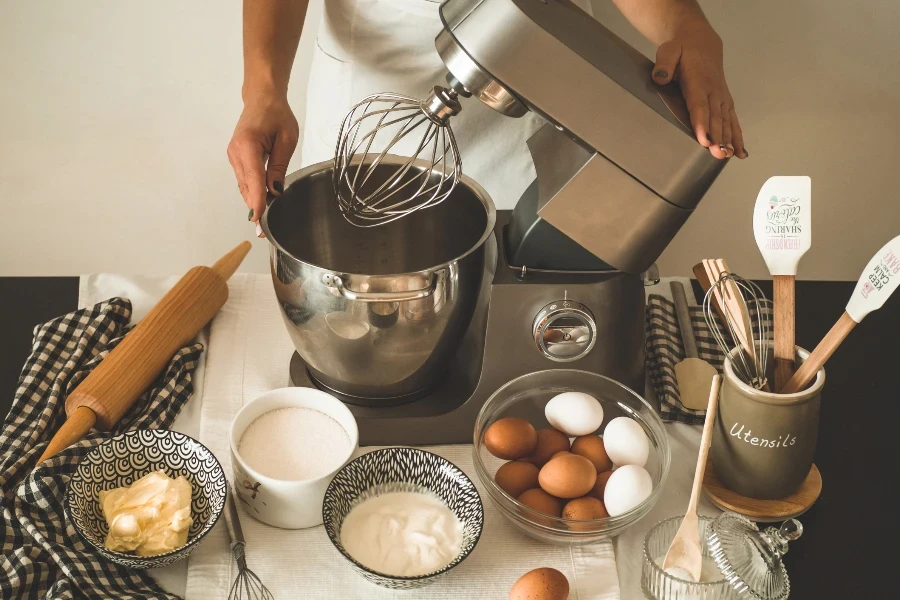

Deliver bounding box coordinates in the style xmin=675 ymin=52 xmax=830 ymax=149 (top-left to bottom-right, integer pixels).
xmin=711 ymin=344 xmax=824 ymax=499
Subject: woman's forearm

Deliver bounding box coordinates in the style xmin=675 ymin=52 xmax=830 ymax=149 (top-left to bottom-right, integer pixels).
xmin=609 ymin=0 xmax=712 ymax=45
xmin=242 ymin=0 xmax=309 ymax=102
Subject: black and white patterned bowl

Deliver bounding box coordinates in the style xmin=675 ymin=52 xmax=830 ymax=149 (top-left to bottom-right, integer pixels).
xmin=65 ymin=429 xmax=227 ymax=569
xmin=322 ymin=447 xmax=484 ymax=589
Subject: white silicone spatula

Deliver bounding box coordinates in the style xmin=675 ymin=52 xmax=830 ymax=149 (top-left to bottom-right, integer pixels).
xmin=670 ymin=281 xmax=718 ymax=410
xmin=753 ymin=176 xmax=812 ymax=392
xmin=662 ymin=375 xmax=721 ymax=581
xmin=781 ymin=234 xmax=900 ymax=394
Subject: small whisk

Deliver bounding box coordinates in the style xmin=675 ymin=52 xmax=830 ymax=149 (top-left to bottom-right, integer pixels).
xmin=225 ymin=486 xmax=273 ymax=600
xmin=701 ymin=260 xmax=771 ymax=390
xmin=333 ymin=85 xmax=465 ymax=227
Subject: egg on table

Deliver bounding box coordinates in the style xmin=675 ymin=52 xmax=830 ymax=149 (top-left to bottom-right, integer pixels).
xmin=603 ymin=464 xmax=653 ymax=516
xmin=602 ymin=416 xmax=650 ymax=467
xmin=544 ymin=392 xmax=604 ymax=436
xmin=509 ymin=567 xmax=570 ymax=600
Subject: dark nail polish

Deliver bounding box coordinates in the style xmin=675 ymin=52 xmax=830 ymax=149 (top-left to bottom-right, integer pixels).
xmin=654 ymin=70 xmax=668 ymax=79
xmin=273 ymin=180 xmax=284 ymax=193
xmin=247 ymin=208 xmax=254 ymax=221
xmin=742 ymin=148 xmax=750 ymax=157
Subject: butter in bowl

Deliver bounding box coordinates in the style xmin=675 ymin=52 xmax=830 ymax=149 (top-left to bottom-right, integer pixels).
xmin=322 ymin=447 xmax=484 ymax=589
xmin=65 ymin=429 xmax=227 ymax=569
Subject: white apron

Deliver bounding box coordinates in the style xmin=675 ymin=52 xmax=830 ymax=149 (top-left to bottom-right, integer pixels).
xmin=300 ymin=0 xmax=592 ymax=210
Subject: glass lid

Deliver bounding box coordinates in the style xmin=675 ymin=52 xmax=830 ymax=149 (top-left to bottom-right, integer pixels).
xmin=708 ymin=512 xmax=803 ymax=600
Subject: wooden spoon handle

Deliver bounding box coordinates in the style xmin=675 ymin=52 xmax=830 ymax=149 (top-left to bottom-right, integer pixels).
xmin=688 ymin=375 xmax=721 ymax=515
xmin=781 ymin=311 xmax=856 ymax=394
xmin=774 ymin=275 xmax=797 ymax=391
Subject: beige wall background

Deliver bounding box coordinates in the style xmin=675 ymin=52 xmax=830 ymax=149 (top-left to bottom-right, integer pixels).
xmin=1 ymin=0 xmax=897 ymax=280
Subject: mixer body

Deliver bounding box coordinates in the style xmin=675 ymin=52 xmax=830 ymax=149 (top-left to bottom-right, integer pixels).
xmin=436 ymin=0 xmax=727 ymax=273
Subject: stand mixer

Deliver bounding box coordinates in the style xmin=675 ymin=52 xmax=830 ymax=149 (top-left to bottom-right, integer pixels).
xmin=263 ymin=0 xmax=728 ymax=445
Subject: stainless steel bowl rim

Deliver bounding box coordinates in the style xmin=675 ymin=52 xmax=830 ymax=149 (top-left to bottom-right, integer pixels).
xmin=473 ymin=369 xmax=671 ymax=528
xmin=261 ymin=155 xmax=497 ymax=279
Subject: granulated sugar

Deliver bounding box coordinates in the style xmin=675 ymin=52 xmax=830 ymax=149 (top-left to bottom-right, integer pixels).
xmin=238 ymin=407 xmax=351 ymax=480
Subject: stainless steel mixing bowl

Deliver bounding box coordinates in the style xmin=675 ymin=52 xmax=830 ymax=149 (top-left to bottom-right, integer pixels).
xmin=261 ymin=157 xmax=496 ymax=404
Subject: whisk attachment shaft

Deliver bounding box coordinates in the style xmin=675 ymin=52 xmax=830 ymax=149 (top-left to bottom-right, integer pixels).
xmin=333 ymin=85 xmax=464 ymax=227
xmin=702 ymin=272 xmax=771 ymax=390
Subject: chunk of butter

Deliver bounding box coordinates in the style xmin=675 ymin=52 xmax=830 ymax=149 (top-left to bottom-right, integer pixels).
xmin=98 ymin=470 xmax=193 ymax=556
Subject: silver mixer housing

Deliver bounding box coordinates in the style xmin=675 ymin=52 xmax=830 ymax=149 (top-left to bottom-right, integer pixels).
xmin=436 ymin=0 xmax=727 ymax=273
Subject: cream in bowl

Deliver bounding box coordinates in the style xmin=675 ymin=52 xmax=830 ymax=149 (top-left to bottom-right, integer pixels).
xmin=230 ymin=387 xmax=359 ymax=529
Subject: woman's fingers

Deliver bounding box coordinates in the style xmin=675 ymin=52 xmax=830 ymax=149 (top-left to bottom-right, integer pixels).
xmin=730 ymin=108 xmax=747 ymax=158
xmin=653 ymin=41 xmax=682 ymax=85
xmin=235 ymin=140 xmax=268 ymax=233
xmin=720 ymin=103 xmax=734 ymax=157
xmin=266 ymin=127 xmax=299 ymax=200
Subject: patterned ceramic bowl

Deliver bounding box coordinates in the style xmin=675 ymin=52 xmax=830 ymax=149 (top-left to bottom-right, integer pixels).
xmin=65 ymin=429 xmax=227 ymax=569
xmin=322 ymin=448 xmax=484 ymax=589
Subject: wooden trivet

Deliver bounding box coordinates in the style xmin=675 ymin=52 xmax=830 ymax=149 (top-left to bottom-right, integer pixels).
xmin=703 ymin=462 xmax=822 ymax=522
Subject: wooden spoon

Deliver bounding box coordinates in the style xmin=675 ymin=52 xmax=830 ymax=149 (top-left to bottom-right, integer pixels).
xmin=781 ymin=235 xmax=900 ymax=394
xmin=670 ymin=281 xmax=718 ymax=410
xmin=662 ymin=375 xmax=722 ymax=581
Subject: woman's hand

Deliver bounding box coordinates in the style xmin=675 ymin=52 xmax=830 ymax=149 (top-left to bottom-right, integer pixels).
xmin=227 ymin=92 xmax=299 ymax=234
xmin=651 ymin=20 xmax=747 ymax=160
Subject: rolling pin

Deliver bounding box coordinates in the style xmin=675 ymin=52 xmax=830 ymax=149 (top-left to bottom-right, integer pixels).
xmin=35 ymin=241 xmax=252 ymax=466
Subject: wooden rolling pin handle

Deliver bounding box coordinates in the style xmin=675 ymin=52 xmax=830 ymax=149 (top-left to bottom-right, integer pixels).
xmin=781 ymin=311 xmax=857 ymax=394
xmin=36 ymin=406 xmax=96 ymax=465
xmin=773 ymin=275 xmax=797 ymax=392
xmin=670 ymin=281 xmax=699 ymax=358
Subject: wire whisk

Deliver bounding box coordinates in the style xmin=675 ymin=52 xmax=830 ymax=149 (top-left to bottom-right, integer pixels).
xmin=701 ymin=261 xmax=771 ymax=390
xmin=333 ymin=85 xmax=464 ymax=227
xmin=225 ymin=486 xmax=273 ymax=600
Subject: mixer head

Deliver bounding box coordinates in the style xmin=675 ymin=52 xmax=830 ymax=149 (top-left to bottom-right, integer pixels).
xmin=333 ymin=85 xmax=465 ymax=227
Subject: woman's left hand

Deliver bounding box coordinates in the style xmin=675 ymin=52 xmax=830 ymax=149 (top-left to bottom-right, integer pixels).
xmin=651 ymin=20 xmax=747 ymax=160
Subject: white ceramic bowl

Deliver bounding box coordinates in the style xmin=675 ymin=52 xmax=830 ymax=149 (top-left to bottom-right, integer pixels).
xmin=230 ymin=387 xmax=359 ymax=529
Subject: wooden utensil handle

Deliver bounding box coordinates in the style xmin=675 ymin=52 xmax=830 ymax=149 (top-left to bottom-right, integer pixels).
xmin=774 ymin=275 xmax=797 ymax=392
xmin=65 ymin=266 xmax=229 ymax=428
xmin=693 ymin=262 xmax=731 ymax=334
xmin=689 ymin=375 xmax=721 ymax=514
xmin=781 ymin=311 xmax=857 ymax=394
xmin=670 ymin=281 xmax=699 ymax=358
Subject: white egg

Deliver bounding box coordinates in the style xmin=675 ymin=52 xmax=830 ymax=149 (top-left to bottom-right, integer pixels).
xmin=603 ymin=464 xmax=653 ymax=516
xmin=603 ymin=416 xmax=650 ymax=467
xmin=544 ymin=392 xmax=604 ymax=436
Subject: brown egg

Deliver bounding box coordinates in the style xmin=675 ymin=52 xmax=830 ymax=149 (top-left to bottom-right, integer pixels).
xmin=525 ymin=428 xmax=571 ymax=467
xmin=509 ymin=567 xmax=570 ymax=600
xmin=495 ymin=461 xmax=540 ymax=499
xmin=586 ymin=470 xmax=614 ymax=501
xmin=562 ymin=496 xmax=609 ymax=520
xmin=484 ymin=417 xmax=538 ymax=460
xmin=517 ymin=488 xmax=563 ymax=518
xmin=551 ymin=450 xmax=572 ymax=460
xmin=538 ymin=454 xmax=597 ymax=499
xmin=571 ymin=435 xmax=613 ymax=472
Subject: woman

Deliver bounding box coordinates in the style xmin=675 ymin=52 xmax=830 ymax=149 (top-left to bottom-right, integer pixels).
xmin=229 ymin=0 xmax=747 ymax=234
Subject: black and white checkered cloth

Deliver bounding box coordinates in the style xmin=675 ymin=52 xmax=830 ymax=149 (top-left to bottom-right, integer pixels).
xmin=645 ymin=293 xmax=772 ymax=425
xmin=0 ymin=298 xmax=202 ymax=600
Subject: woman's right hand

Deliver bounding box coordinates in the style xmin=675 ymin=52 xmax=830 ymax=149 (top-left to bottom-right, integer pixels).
xmin=227 ymin=93 xmax=299 ymax=234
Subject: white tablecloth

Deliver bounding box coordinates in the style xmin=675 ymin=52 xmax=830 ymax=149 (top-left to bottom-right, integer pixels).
xmin=78 ymin=273 xmax=717 ymax=600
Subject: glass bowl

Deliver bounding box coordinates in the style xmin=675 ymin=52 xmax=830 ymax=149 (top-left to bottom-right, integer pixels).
xmin=642 ymin=516 xmax=741 ymax=599
xmin=472 ymin=370 xmax=670 ymax=544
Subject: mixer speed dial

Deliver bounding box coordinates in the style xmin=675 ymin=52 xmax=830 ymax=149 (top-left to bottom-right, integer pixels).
xmin=532 ymin=300 xmax=597 ymax=362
